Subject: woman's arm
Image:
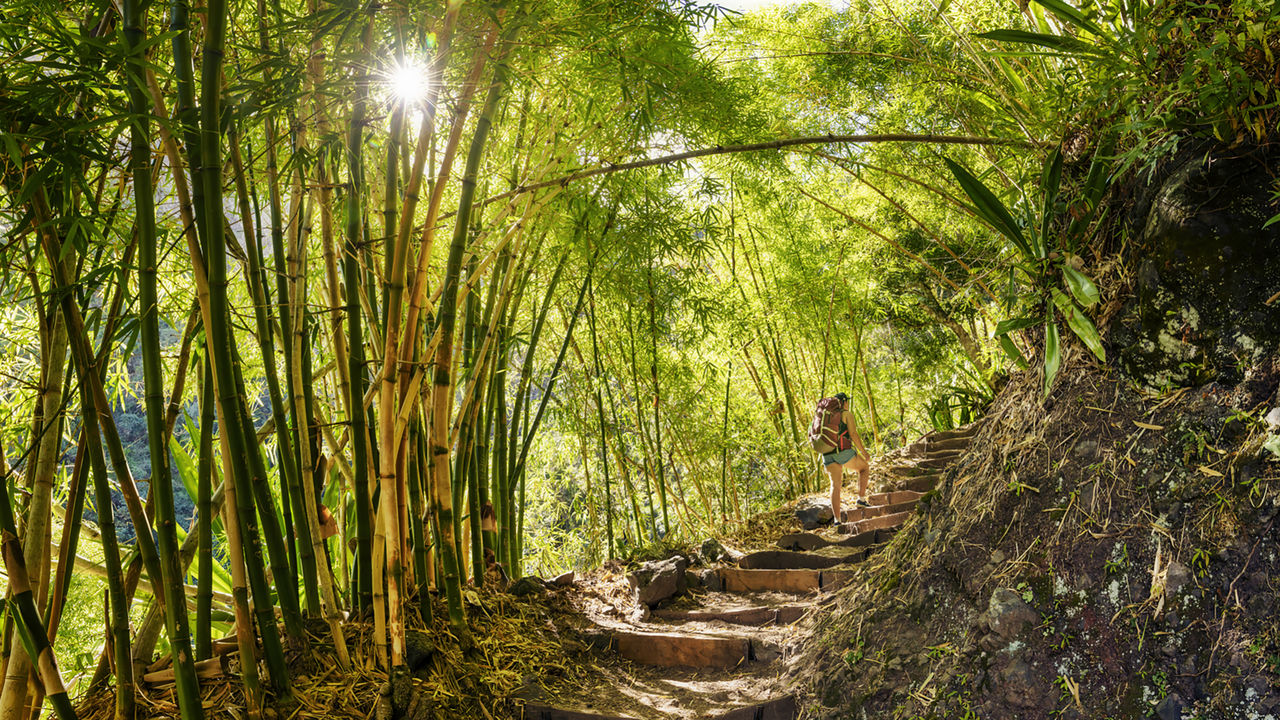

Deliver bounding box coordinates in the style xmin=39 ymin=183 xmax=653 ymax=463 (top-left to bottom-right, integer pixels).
xmin=845 ymin=410 xmax=870 ymax=458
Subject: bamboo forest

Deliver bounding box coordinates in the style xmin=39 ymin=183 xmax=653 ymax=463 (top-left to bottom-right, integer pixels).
xmin=1 ymin=0 xmax=1278 ymax=718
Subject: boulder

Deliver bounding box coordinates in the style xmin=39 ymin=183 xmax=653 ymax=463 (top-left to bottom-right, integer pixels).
xmin=794 ymin=496 xmax=834 ymax=530
xmin=550 ymin=571 xmax=575 ymax=587
xmin=985 ymin=588 xmax=1039 ymax=641
xmin=628 ymin=556 xmax=689 ymax=608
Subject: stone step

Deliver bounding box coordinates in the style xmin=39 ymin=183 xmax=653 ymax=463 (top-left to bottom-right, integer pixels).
xmin=836 ymin=510 xmax=911 ymax=535
xmin=929 ymin=423 xmax=981 ymax=442
xmin=651 ymin=605 xmax=807 ymax=626
xmin=927 ymin=435 xmax=972 ymax=452
xmin=738 ymin=549 xmax=864 ymax=570
xmin=776 ymin=529 xmax=879 ymax=551
xmin=719 ymin=568 xmax=820 ymax=594
xmin=923 ymin=448 xmax=964 ymax=461
xmin=880 ymin=464 xmax=935 ymax=478
xmin=867 ymin=490 xmax=924 ymax=505
xmin=608 ymin=631 xmax=754 ymax=668
xmin=523 ymin=680 xmax=796 ymax=720
xmin=917 ymin=455 xmax=960 ymax=469
xmin=899 ymin=474 xmax=940 ymax=493
xmin=776 ymin=532 xmax=828 ymax=551
xmin=840 ymin=498 xmax=917 ymax=523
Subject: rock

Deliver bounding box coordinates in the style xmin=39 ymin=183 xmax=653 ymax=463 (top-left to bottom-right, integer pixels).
xmin=998 ymin=657 xmax=1042 ymax=708
xmin=550 ymin=571 xmax=575 ymax=587
xmin=508 ymin=576 xmax=548 ymax=596
xmin=684 ymin=569 xmax=703 ymax=589
xmin=1156 ymin=693 xmax=1183 ymax=720
xmin=1114 ymin=151 xmax=1280 ymax=389
xmin=1072 ymin=440 xmax=1099 ymax=461
xmin=1165 ymin=560 xmax=1192 ymax=595
xmin=699 ymin=568 xmax=723 ymax=591
xmin=699 ymin=537 xmax=727 ymax=562
xmin=985 ymin=588 xmax=1039 ymax=641
xmin=794 ymin=496 xmax=834 ymax=530
xmin=990 ymin=549 xmax=1006 ymax=565
xmin=628 ymin=556 xmax=689 ymax=608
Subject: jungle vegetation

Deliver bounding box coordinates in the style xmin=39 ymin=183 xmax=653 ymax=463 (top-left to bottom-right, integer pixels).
xmin=0 ymin=0 xmax=1275 ymax=717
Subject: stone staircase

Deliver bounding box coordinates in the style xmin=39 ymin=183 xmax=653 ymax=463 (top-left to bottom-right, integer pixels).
xmin=521 ymin=421 xmax=982 ymax=719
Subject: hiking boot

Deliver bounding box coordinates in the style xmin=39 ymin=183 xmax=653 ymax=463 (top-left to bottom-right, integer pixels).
xmin=856 ymin=497 xmax=871 ymax=508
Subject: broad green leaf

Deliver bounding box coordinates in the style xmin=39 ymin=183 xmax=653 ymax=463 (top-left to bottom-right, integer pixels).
xmin=1263 ymin=213 xmax=1280 ymax=230
xmin=995 ymin=316 xmax=1040 ymax=335
xmin=943 ymin=157 xmax=1033 ymax=260
xmin=1053 ymin=289 xmax=1106 ymax=361
xmin=169 ymin=435 xmax=224 ymax=538
xmin=1044 ymin=320 xmax=1061 ymax=396
xmin=1033 ymin=0 xmax=1111 ymax=42
xmin=170 ymin=436 xmax=199 ymax=502
xmin=976 ymin=29 xmax=1102 ymax=55
xmin=1061 ymin=265 xmax=1100 ymax=307
xmin=1000 ymin=334 xmax=1030 ymax=370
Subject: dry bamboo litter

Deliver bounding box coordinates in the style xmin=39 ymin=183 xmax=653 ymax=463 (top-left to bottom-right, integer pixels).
xmin=76 ymin=589 xmax=574 ymax=720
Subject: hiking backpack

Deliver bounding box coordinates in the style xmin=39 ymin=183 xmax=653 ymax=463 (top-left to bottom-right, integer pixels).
xmin=807 ymin=397 xmax=848 ymax=454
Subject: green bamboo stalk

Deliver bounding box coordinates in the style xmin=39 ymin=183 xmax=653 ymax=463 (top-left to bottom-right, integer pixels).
xmin=196 ymin=354 xmax=214 ymax=660
xmin=228 ymin=126 xmax=305 ymax=640
xmin=347 ymin=16 xmax=374 ymax=612
xmin=586 ymin=283 xmax=614 ymax=559
xmin=124 ymin=0 xmax=202 ymax=710
xmin=645 ymin=257 xmax=670 ymax=534
xmin=197 ymin=0 xmax=291 ymax=696
xmin=257 ymin=0 xmax=303 ymax=585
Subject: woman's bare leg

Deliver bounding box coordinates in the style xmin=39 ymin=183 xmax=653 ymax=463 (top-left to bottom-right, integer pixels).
xmin=849 ymin=455 xmax=870 ymax=501
xmin=826 ymin=461 xmax=844 ymax=521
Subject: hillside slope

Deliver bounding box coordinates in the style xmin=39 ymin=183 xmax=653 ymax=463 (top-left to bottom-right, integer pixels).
xmin=793 ymin=149 xmax=1280 ymax=719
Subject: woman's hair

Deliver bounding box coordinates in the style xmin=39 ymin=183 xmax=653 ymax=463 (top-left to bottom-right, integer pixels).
xmin=834 ymin=392 xmax=849 ymax=402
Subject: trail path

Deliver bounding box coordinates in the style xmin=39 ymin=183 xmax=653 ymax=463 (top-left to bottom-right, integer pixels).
xmin=521 ymin=422 xmax=983 ymax=720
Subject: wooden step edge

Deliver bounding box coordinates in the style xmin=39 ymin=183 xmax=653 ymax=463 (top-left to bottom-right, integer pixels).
xmin=652 ymin=605 xmax=810 ymax=626
xmin=900 ymin=474 xmax=940 ymax=493
xmin=841 ymin=510 xmax=912 ymax=536
xmin=867 ymin=490 xmax=925 ymax=505
xmin=613 ymin=631 xmax=751 ymax=668
xmin=719 ymin=568 xmax=821 ymax=594
xmin=776 ymin=532 xmax=830 ymax=551
xmin=927 ymin=436 xmax=973 ymax=452
xmin=839 ymin=498 xmax=918 ymax=523
xmin=739 ymin=550 xmax=849 ymax=570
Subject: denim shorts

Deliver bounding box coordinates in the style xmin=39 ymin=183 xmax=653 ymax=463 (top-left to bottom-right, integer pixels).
xmin=822 ymin=448 xmax=858 ymax=466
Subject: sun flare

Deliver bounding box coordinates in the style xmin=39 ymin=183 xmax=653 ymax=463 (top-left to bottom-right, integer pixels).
xmin=388 ymin=60 xmax=427 ymax=104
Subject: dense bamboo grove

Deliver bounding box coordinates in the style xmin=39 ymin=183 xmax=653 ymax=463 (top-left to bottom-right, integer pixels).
xmin=1 ymin=0 xmax=1275 ymax=717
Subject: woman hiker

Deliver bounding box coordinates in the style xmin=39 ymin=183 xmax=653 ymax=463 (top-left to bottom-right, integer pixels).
xmin=821 ymin=392 xmax=871 ymax=520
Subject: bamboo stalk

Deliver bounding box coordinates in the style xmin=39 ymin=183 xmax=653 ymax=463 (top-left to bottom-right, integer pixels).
xmin=124 ymin=0 xmax=203 ymax=708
